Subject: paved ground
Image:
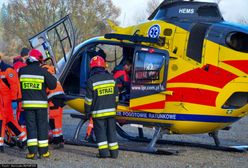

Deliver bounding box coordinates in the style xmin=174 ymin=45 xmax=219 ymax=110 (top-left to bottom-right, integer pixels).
xmin=0 ymin=112 xmax=248 ymax=168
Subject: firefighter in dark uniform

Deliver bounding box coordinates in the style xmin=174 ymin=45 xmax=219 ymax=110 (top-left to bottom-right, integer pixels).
xmin=19 ymin=49 xmax=57 ymax=159
xmin=85 ymin=55 xmax=119 ymax=158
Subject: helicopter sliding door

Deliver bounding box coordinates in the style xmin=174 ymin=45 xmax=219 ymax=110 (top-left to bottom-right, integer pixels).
xmin=28 ymin=15 xmax=75 ymax=75
xmin=130 ymin=47 xmax=169 ymax=112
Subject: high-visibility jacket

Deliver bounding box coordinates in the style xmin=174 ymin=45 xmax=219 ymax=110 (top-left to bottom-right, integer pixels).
xmin=0 ymin=61 xmax=21 ymax=101
xmin=19 ymin=62 xmax=57 ymax=109
xmin=42 ymin=64 xmax=65 ymax=108
xmin=0 ymin=78 xmax=4 ymax=110
xmin=0 ymin=62 xmax=27 ymax=143
xmin=0 ymin=84 xmax=4 ymax=147
xmin=85 ymin=68 xmax=118 ymax=118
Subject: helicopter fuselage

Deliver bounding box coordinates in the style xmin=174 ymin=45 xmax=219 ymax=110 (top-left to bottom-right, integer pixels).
xmin=63 ymin=18 xmax=248 ymax=134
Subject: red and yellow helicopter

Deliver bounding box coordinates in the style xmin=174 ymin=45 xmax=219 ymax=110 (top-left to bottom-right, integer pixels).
xmin=29 ymin=0 xmax=248 ymax=154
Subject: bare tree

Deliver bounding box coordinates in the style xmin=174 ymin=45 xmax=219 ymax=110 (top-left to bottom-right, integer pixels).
xmin=238 ymin=16 xmax=248 ymax=25
xmin=146 ymin=0 xmax=161 ymax=15
xmin=135 ymin=10 xmax=147 ymax=25
xmin=0 ymin=0 xmax=120 ymax=56
xmin=135 ymin=0 xmax=162 ymax=24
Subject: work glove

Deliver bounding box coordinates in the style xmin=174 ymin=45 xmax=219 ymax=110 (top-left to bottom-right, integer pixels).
xmin=12 ymin=101 xmax=18 ymax=110
xmin=52 ymin=98 xmax=66 ymax=108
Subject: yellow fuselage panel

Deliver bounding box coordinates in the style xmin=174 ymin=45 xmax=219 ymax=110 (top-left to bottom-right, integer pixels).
xmin=66 ymin=20 xmax=248 ymax=135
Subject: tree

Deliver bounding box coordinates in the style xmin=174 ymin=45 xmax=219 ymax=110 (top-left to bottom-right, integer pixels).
xmin=0 ymin=0 xmax=120 ymax=56
xmin=238 ymin=16 xmax=248 ymax=25
xmin=0 ymin=4 xmax=9 ymax=52
xmin=216 ymin=0 xmax=222 ymax=4
xmin=146 ymin=0 xmax=161 ymax=16
xmin=135 ymin=0 xmax=162 ymax=24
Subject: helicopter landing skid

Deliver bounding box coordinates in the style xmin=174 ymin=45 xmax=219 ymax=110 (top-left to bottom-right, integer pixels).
xmin=67 ymin=114 xmax=179 ymax=155
xmin=65 ymin=138 xmax=179 ymax=155
xmin=116 ymin=124 xmax=248 ymax=153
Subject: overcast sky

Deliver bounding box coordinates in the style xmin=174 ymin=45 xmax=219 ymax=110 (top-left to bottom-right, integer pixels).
xmin=112 ymin=0 xmax=248 ymax=26
xmin=1 ymin=0 xmax=248 ymax=26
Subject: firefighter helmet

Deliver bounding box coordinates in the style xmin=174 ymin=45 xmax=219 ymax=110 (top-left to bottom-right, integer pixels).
xmin=90 ymin=56 xmax=106 ymax=68
xmin=29 ymin=49 xmax=43 ymax=62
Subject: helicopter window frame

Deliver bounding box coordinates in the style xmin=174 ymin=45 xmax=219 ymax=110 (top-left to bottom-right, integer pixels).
xmin=186 ymin=23 xmax=210 ymax=63
xmin=133 ymin=50 xmax=166 ymax=84
xmin=60 ymin=40 xmax=141 ymax=97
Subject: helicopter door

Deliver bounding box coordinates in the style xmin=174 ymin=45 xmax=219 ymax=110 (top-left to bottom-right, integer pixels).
xmin=129 ymin=47 xmax=169 ymax=112
xmin=28 ymin=15 xmax=75 ymax=74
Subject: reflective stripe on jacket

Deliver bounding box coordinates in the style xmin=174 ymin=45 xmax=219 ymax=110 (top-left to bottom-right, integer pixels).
xmin=19 ymin=62 xmax=57 ymax=109
xmin=84 ymin=68 xmax=118 ymax=119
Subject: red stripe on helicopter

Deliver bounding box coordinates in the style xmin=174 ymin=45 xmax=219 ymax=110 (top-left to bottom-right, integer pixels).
xmin=131 ymin=100 xmax=165 ymax=110
xmin=223 ymin=60 xmax=248 ymax=74
xmin=168 ymin=65 xmax=237 ymax=88
xmin=166 ymin=87 xmax=218 ymax=106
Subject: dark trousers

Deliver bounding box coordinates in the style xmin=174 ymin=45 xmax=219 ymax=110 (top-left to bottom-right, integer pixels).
xmin=93 ymin=117 xmax=118 ymax=158
xmin=25 ymin=109 xmax=48 ymax=155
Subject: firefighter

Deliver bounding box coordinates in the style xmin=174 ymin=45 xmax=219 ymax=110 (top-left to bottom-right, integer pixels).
xmin=19 ymin=49 xmax=57 ymax=159
xmin=42 ymin=64 xmax=65 ymax=149
xmin=85 ymin=48 xmax=107 ymax=143
xmin=85 ymin=55 xmax=119 ymax=158
xmin=0 ymin=54 xmax=27 ymax=152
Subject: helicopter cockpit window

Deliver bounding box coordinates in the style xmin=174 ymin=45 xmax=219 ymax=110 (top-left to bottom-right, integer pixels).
xmin=226 ymin=32 xmax=248 ymax=53
xmin=134 ymin=51 xmax=165 ymax=84
xmin=153 ymin=2 xmax=223 ymax=22
xmin=197 ymin=6 xmax=220 ymax=17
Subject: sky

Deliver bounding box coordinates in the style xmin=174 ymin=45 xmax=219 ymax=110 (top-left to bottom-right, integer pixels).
xmin=112 ymin=0 xmax=248 ymax=26
xmin=0 ymin=0 xmax=248 ymax=26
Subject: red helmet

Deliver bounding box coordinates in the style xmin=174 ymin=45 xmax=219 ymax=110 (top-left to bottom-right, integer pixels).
xmin=29 ymin=49 xmax=43 ymax=62
xmin=90 ymin=56 xmax=106 ymax=68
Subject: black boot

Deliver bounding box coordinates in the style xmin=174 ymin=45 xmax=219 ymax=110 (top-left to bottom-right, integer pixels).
xmin=52 ymin=136 xmax=64 ymax=149
xmin=110 ymin=150 xmax=118 ymax=159
xmin=96 ymin=153 xmax=108 ymax=159
xmin=0 ymin=146 xmax=4 ymax=153
xmin=17 ymin=140 xmax=27 ymax=149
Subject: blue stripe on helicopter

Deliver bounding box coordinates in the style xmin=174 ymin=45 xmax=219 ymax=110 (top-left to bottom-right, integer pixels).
xmin=117 ymin=111 xmax=241 ymax=123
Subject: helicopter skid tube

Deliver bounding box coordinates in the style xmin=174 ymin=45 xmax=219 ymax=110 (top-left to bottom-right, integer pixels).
xmin=116 ymin=124 xmax=248 ymax=152
xmin=68 ymin=114 xmax=248 ymax=153
xmin=64 ymin=139 xmax=179 ymax=155
xmin=67 ymin=114 xmax=179 ymax=155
